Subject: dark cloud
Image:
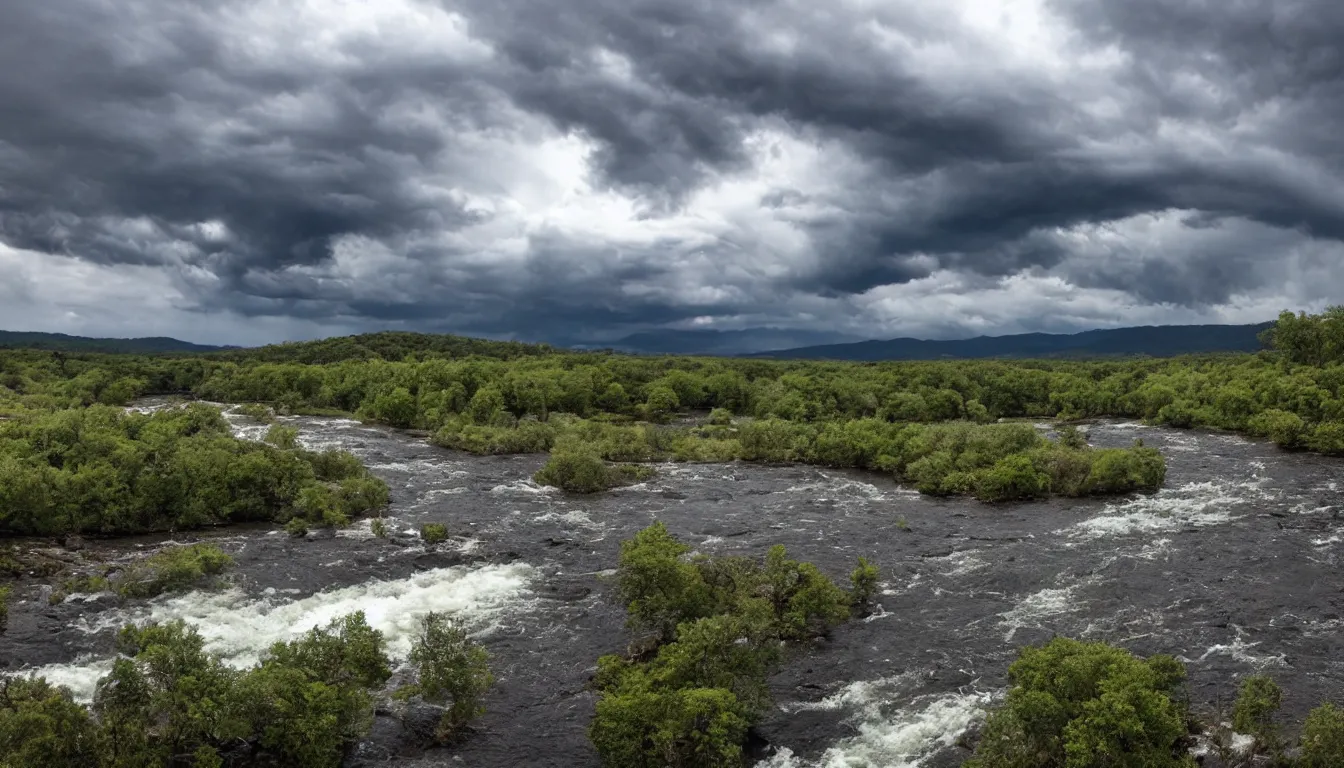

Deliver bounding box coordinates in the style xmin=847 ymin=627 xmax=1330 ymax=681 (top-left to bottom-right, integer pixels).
xmin=1 ymin=0 xmax=1343 ymax=345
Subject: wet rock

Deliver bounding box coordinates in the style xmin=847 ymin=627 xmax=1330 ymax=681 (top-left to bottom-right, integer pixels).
xmin=539 ymin=584 xmax=592 ymax=602
xmin=62 ymin=535 xmax=88 ymax=551
xmin=412 ymin=550 xmax=466 ymax=570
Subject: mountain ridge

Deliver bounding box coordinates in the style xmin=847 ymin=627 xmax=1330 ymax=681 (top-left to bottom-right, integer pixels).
xmin=745 ymin=323 xmax=1273 ymax=360
xmin=0 ymin=330 xmax=226 ymax=354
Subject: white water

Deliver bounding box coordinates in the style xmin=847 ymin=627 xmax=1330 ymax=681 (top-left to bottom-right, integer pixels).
xmin=1068 ymin=478 xmax=1271 ymax=540
xmin=998 ymin=577 xmax=1098 ymax=642
xmin=19 ymin=563 xmax=535 ymax=702
xmin=765 ymin=680 xmax=994 ymax=768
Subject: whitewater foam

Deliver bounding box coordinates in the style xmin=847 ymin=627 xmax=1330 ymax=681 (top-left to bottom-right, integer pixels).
xmin=17 ymin=563 xmax=535 ymax=702
xmin=1069 ymin=479 xmax=1269 ymax=540
xmin=999 ymin=579 xmax=1095 ymax=642
xmin=765 ymin=685 xmax=994 ymax=768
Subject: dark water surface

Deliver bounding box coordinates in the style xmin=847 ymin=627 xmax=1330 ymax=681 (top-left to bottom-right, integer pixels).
xmin=2 ymin=407 xmax=1341 ymax=767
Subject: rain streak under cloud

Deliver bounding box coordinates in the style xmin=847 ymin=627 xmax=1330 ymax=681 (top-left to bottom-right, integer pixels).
xmin=1 ymin=0 xmax=1342 ymax=345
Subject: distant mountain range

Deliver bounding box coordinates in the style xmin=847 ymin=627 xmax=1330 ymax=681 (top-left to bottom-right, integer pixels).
xmin=746 ymin=323 xmax=1274 ymax=360
xmin=0 ymin=331 xmax=226 ymax=354
xmin=595 ymin=328 xmax=864 ymax=356
xmin=0 ymin=322 xmax=1275 ymax=360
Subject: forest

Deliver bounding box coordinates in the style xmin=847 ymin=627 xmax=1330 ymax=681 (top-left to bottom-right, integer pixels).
xmin=3 ymin=307 xmax=1344 ymax=765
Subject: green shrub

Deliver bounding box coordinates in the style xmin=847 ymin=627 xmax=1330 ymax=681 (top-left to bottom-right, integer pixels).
xmin=737 ymin=419 xmax=807 ymax=462
xmin=115 ymin=544 xmax=233 ymax=599
xmin=264 ymin=424 xmax=300 ymax=449
xmin=593 ymin=524 xmax=859 ymax=766
xmin=535 ymin=450 xmax=610 ymax=493
xmin=407 ymin=612 xmax=494 ymax=742
xmin=1232 ymin=674 xmax=1283 ymax=752
xmin=234 ymin=403 xmax=275 ymax=423
xmin=643 ymin=386 xmax=680 ymax=422
xmin=0 ymin=585 xmax=9 ymax=630
xmin=849 ymin=557 xmax=879 ymax=612
xmin=533 ymin=449 xmax=655 ymax=493
xmin=368 ymin=387 xmax=417 ymax=428
xmin=590 ymin=681 xmax=749 ymax=768
xmin=370 ymin=518 xmax=389 ymax=538
xmin=1301 ymin=703 xmax=1344 ymax=767
xmin=707 ymin=408 xmax=733 ymax=426
xmin=762 ymin=545 xmax=850 ymax=640
xmin=975 ymin=454 xmax=1050 ymax=502
xmin=1248 ymin=409 xmax=1306 ymax=448
xmin=420 ymin=523 xmax=449 ymax=545
xmin=0 ymin=677 xmax=101 ymax=766
xmin=285 ymin=517 xmax=309 ymax=537
xmin=616 ymin=522 xmax=713 ymax=641
xmin=966 ymin=638 xmax=1190 ymax=768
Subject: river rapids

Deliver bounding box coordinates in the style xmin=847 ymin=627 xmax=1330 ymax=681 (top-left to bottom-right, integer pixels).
xmin=1 ymin=406 xmax=1341 ymax=767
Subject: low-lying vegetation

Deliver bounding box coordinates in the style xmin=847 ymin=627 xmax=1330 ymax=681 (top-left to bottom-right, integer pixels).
xmin=589 ymin=523 xmax=874 ymax=765
xmin=0 ymin=403 xmax=388 ymax=536
xmin=533 ymin=448 xmax=657 ymax=493
xmin=452 ymin=416 xmax=1163 ymax=500
xmin=967 ymin=638 xmax=1344 ymax=768
xmin=114 ymin=543 xmax=233 ymax=599
xmin=0 ymin=611 xmax=494 ymax=767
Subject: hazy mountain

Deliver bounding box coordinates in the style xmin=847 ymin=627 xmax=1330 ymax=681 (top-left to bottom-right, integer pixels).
xmin=0 ymin=330 xmax=226 ymax=354
xmin=747 ymin=323 xmax=1273 ymax=360
xmin=601 ymin=328 xmax=865 ymax=356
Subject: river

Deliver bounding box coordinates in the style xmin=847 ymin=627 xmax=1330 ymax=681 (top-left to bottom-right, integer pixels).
xmin=2 ymin=406 xmax=1341 ymax=766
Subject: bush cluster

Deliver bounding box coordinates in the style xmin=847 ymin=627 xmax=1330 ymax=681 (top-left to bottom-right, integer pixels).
xmin=589 ymin=523 xmax=873 ymax=765
xmin=0 ymin=611 xmax=494 ymax=767
xmin=114 ymin=543 xmax=234 ymax=599
xmin=0 ymin=403 xmax=388 ymax=536
xmin=968 ymin=641 xmax=1344 ymax=768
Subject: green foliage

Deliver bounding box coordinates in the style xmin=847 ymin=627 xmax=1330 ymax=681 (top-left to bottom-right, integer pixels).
xmin=367 ymin=386 xmax=417 ymax=428
xmin=0 ymin=677 xmax=101 ymax=767
xmin=1248 ymin=409 xmax=1307 ymax=448
xmin=0 ymin=586 xmax=8 ymax=631
xmin=707 ymin=408 xmax=733 ymax=426
xmin=595 ymin=524 xmax=855 ymax=767
xmin=966 ymin=638 xmax=1193 ymax=768
xmin=616 ymin=522 xmax=714 ymax=641
xmin=849 ymin=557 xmax=880 ymax=612
xmin=644 ymin=386 xmax=681 ymax=422
xmin=761 ymin=545 xmax=851 ymax=640
xmin=408 ymin=612 xmax=494 ymax=742
xmin=370 ymin=517 xmax=389 ymax=538
xmin=1231 ymin=674 xmax=1283 ymax=752
xmin=285 ymin=517 xmax=309 ymax=537
xmin=115 ymin=543 xmax=233 ymax=599
xmin=534 ymin=449 xmax=656 ymax=493
xmin=40 ymin=612 xmax=398 ymax=768
xmin=0 ymin=400 xmax=386 ymax=537
xmin=233 ymin=403 xmax=275 ymax=423
xmin=264 ymin=423 xmax=299 ymax=449
xmin=1301 ymin=703 xmax=1344 ymax=768
xmin=420 ymin=523 xmax=449 ymax=545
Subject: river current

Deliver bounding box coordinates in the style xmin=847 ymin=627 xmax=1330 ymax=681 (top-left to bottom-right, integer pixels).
xmin=2 ymin=407 xmax=1341 ymax=767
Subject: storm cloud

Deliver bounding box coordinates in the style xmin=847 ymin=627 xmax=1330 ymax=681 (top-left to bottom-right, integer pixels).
xmin=1 ymin=0 xmax=1342 ymax=345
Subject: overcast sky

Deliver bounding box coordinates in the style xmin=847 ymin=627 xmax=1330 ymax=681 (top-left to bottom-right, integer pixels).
xmin=1 ymin=0 xmax=1341 ymax=346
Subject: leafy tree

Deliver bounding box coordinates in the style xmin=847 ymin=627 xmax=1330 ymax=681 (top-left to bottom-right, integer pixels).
xmin=1301 ymin=703 xmax=1344 ymax=768
xmin=644 ymin=386 xmax=681 ymax=422
xmin=1231 ymin=674 xmax=1283 ymax=753
xmin=616 ymin=522 xmax=713 ymax=641
xmin=849 ymin=557 xmax=880 ymax=613
xmin=0 ymin=678 xmax=101 ymax=767
xmin=407 ymin=612 xmax=494 ymax=742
